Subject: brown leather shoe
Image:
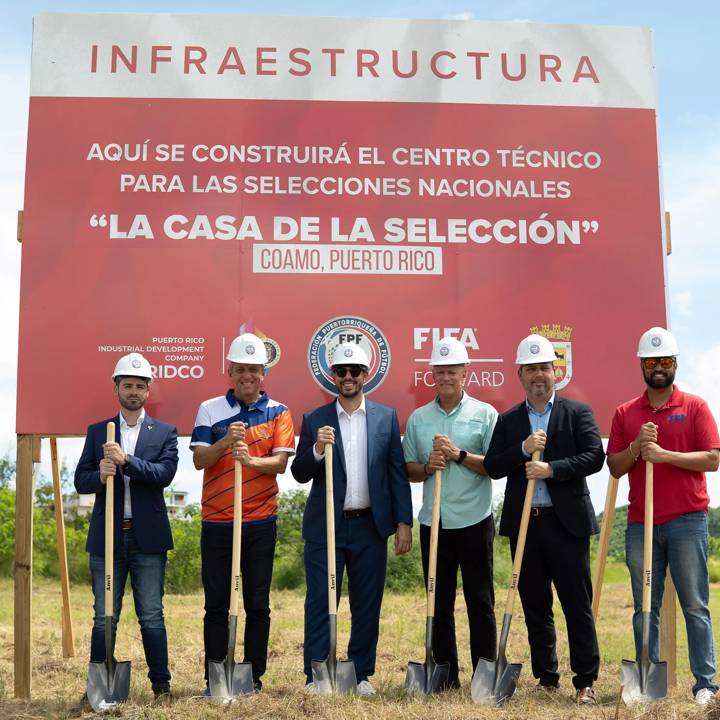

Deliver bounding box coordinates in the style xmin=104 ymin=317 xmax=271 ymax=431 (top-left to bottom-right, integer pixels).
xmin=576 ymin=687 xmax=596 ymax=705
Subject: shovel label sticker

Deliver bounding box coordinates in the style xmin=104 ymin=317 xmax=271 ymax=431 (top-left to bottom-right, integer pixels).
xmin=529 ymin=324 xmax=573 ymax=390
xmin=308 ymin=316 xmax=390 ymax=395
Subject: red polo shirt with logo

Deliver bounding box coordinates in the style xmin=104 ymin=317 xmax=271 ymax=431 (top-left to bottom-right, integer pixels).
xmin=607 ymin=385 xmax=720 ymax=525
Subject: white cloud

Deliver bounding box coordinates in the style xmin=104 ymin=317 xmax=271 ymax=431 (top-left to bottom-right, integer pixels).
xmin=446 ymin=11 xmax=474 ymax=20
xmin=670 ymin=290 xmax=692 ymax=318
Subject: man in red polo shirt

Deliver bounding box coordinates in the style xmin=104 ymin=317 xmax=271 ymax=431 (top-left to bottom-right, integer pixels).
xmin=607 ymin=326 xmax=720 ymax=705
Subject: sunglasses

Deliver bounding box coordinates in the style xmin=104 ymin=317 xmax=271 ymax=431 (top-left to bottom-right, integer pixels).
xmin=642 ymin=357 xmax=675 ymax=370
xmin=333 ymin=366 xmax=364 ymax=378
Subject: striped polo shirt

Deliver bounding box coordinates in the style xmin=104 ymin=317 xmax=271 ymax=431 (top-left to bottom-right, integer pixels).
xmin=190 ymin=390 xmax=295 ymax=525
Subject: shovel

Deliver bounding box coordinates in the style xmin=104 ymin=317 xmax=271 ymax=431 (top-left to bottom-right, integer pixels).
xmin=87 ymin=422 xmax=131 ymax=711
xmin=621 ymin=461 xmax=667 ymax=704
xmin=208 ymin=460 xmax=254 ymax=699
xmin=471 ymin=451 xmax=540 ymax=705
xmin=311 ymin=445 xmax=357 ymax=695
xmin=406 ymin=469 xmax=450 ymax=694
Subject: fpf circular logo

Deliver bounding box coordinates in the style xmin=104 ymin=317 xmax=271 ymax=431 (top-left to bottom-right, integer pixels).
xmin=308 ymin=316 xmax=391 ymax=395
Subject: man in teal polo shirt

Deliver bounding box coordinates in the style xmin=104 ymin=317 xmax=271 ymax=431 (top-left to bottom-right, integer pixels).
xmin=403 ymin=336 xmax=498 ymax=690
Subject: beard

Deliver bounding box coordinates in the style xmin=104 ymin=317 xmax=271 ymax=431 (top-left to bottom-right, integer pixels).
xmin=338 ymin=385 xmax=362 ymax=399
xmin=645 ymin=369 xmax=675 ymax=389
xmin=119 ymin=395 xmax=145 ymax=411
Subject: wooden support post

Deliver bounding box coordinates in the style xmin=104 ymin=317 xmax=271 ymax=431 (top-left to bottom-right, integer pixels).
xmin=660 ymin=573 xmax=677 ymax=688
xmin=50 ymin=437 xmax=76 ymax=658
xmin=14 ymin=434 xmax=36 ymax=699
xmin=592 ymin=475 xmax=620 ymax=620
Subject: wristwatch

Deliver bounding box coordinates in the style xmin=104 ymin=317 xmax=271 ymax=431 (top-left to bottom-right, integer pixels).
xmin=456 ymin=450 xmax=467 ymax=465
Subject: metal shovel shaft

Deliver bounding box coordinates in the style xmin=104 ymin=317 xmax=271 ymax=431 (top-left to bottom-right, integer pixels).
xmin=471 ymin=454 xmax=539 ymax=705
xmin=620 ymin=462 xmax=667 ymax=704
xmin=208 ymin=460 xmax=254 ymax=699
xmin=405 ymin=471 xmax=449 ymax=695
xmin=311 ymin=447 xmax=357 ymax=695
xmin=86 ymin=423 xmax=132 ymax=711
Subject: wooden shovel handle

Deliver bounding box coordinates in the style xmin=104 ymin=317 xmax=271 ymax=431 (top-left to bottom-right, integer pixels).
xmin=426 ymin=470 xmax=442 ymax=618
xmin=325 ymin=445 xmax=337 ymax=617
xmin=104 ymin=422 xmax=115 ymax=616
xmin=229 ymin=460 xmax=243 ymax=617
xmin=504 ymin=450 xmax=540 ymax=616
xmin=642 ymin=462 xmax=653 ymax=613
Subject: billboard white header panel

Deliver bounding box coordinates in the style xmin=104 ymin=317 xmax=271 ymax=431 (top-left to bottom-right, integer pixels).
xmin=31 ymin=13 xmax=656 ymax=108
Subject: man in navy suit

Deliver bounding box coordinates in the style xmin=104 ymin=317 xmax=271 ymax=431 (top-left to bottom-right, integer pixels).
xmin=291 ymin=342 xmax=413 ymax=696
xmin=484 ymin=334 xmax=604 ymax=705
xmin=75 ymin=353 xmax=178 ymax=699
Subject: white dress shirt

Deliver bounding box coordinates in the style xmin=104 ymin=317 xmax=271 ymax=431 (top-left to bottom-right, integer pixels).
xmin=313 ymin=399 xmax=370 ymax=510
xmin=337 ymin=399 xmax=370 ymax=511
xmin=119 ymin=409 xmax=144 ymax=519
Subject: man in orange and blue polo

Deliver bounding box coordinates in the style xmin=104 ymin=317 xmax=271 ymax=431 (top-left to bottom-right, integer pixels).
xmin=190 ymin=333 xmax=295 ymax=693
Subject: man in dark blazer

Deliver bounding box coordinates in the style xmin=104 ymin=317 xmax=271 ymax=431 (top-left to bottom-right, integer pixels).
xmin=484 ymin=334 xmax=604 ymax=705
xmin=291 ymin=342 xmax=413 ymax=696
xmin=75 ymin=353 xmax=178 ymax=699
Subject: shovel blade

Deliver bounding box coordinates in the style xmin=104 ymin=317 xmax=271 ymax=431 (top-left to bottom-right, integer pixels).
xmin=405 ymin=658 xmax=450 ymax=695
xmin=87 ymin=660 xmax=131 ymax=712
xmin=311 ymin=659 xmax=334 ymax=696
xmin=621 ymin=659 xmax=668 ymax=704
xmin=470 ymin=658 xmax=521 ymax=706
xmin=208 ymin=658 xmax=254 ymax=700
xmin=311 ymin=657 xmax=357 ymax=695
xmin=336 ymin=659 xmax=358 ymax=694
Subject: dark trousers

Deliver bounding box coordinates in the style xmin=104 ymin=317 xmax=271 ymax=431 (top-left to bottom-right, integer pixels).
xmin=420 ymin=515 xmax=496 ymax=686
xmin=509 ymin=511 xmax=599 ymax=689
xmin=303 ymin=513 xmax=387 ymax=683
xmin=201 ymin=520 xmax=276 ymax=685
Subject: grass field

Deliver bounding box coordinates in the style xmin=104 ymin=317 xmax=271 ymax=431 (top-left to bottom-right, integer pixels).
xmin=0 ymin=574 xmax=719 ymax=719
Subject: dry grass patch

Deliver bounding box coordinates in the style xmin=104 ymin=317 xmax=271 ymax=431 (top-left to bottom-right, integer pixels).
xmin=0 ymin=579 xmax=718 ymax=719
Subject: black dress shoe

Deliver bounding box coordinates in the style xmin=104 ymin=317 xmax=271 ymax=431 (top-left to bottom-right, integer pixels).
xmin=152 ymin=683 xmax=172 ymax=702
xmin=69 ymin=692 xmax=91 ymax=715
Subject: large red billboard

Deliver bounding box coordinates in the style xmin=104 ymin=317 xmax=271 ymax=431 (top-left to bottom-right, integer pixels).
xmin=18 ymin=14 xmax=666 ymax=435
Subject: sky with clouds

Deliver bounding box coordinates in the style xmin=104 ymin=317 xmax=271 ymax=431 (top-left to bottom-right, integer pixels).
xmin=1 ymin=1 xmax=718 ymax=513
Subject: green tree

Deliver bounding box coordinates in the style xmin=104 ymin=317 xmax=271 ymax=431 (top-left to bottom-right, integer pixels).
xmin=0 ymin=456 xmax=15 ymax=489
xmin=273 ymin=489 xmax=306 ymax=590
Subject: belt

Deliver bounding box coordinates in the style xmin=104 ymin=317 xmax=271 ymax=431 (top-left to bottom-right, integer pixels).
xmin=530 ymin=506 xmax=554 ymax=517
xmin=343 ymin=507 xmax=372 ymax=519
xmin=122 ymin=519 xmax=133 ymax=530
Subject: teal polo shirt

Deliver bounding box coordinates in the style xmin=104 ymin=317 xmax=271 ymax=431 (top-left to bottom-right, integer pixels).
xmin=403 ymin=393 xmax=497 ymax=529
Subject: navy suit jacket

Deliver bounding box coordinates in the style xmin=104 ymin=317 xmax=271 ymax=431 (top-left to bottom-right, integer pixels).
xmin=484 ymin=396 xmax=604 ymax=539
xmin=74 ymin=414 xmax=178 ymax=555
xmin=291 ymin=399 xmax=412 ymax=543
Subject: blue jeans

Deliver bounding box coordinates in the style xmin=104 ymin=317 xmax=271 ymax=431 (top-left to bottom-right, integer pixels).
xmin=626 ymin=512 xmax=717 ymax=694
xmin=90 ymin=528 xmax=170 ymax=686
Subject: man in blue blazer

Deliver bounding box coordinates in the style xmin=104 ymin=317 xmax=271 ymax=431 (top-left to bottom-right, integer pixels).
xmin=75 ymin=353 xmax=178 ymax=699
xmin=484 ymin=334 xmax=604 ymax=705
xmin=291 ymin=342 xmax=412 ymax=696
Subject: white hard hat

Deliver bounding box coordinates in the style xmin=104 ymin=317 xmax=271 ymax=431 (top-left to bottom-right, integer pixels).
xmin=637 ymin=326 xmax=679 ymax=358
xmin=226 ymin=333 xmax=268 ymax=364
xmin=430 ymin=337 xmax=469 ymax=365
xmin=330 ymin=342 xmax=369 ymax=369
xmin=112 ymin=353 xmax=153 ymax=382
xmin=516 ymin=334 xmax=557 ymax=365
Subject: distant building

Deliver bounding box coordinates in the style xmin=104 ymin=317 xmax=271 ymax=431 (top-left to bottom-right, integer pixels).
xmin=60 ymin=487 xmax=190 ymax=519
xmin=63 ymin=493 xmax=95 ymax=518
xmin=165 ymin=488 xmax=189 ymax=518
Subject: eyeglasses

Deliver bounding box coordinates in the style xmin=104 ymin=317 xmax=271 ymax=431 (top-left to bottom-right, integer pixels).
xmin=333 ymin=366 xmax=364 ymax=378
xmin=642 ymin=357 xmax=675 ymax=370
